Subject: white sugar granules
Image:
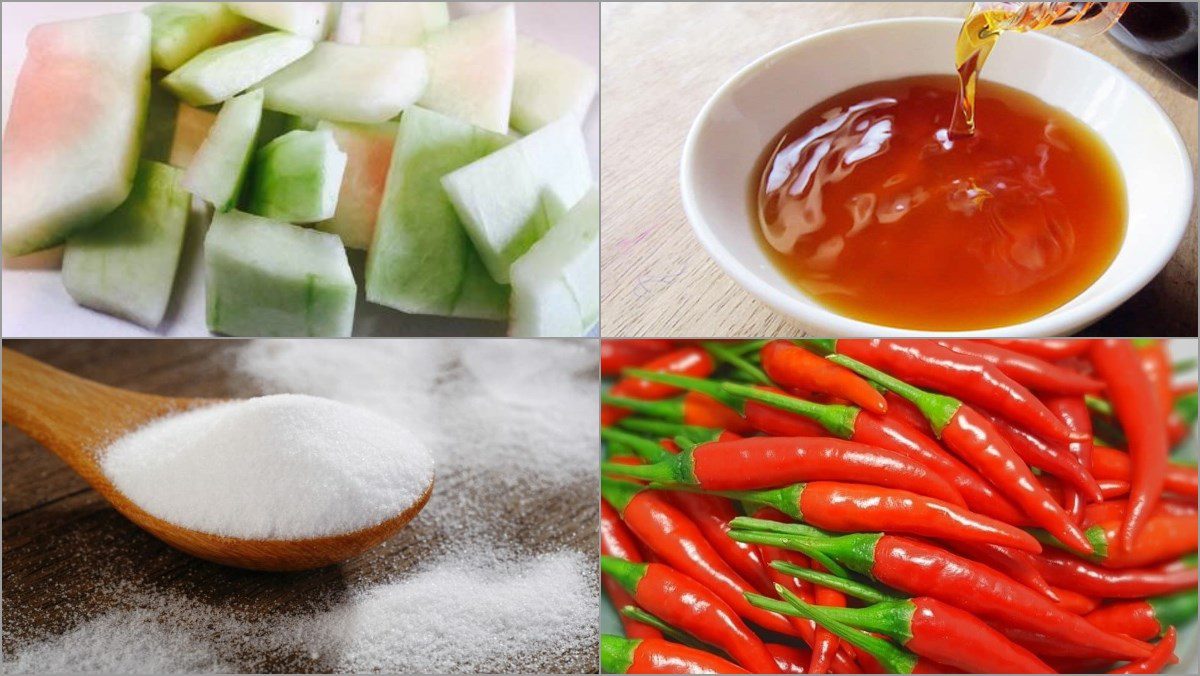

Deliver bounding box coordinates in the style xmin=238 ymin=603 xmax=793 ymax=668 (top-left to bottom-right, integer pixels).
xmin=100 ymin=394 xmax=435 ymax=539
xmin=3 ymin=550 xmax=597 ymax=674
xmin=6 ymin=341 xmax=597 ymax=673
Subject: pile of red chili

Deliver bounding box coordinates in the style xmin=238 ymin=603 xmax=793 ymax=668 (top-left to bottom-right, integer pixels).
xmin=600 ymin=338 xmax=1198 ymax=674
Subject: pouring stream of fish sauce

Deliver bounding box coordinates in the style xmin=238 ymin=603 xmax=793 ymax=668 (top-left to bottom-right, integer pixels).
xmin=753 ymin=10 xmax=1126 ymax=331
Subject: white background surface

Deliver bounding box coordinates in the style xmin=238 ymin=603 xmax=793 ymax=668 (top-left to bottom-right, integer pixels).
xmin=1 ymin=1 xmax=600 ymax=337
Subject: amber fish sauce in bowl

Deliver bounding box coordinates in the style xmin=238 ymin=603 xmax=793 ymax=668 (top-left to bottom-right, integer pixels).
xmin=752 ymin=74 xmax=1126 ymax=331
xmin=680 ymin=17 xmax=1192 ymax=336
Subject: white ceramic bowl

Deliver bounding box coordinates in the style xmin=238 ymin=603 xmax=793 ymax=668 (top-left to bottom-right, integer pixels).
xmin=680 ymin=18 xmax=1194 ymax=337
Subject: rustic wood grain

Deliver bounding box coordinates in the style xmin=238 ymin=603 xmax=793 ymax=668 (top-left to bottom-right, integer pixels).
xmin=1 ymin=340 xmax=598 ymax=673
xmin=600 ymin=1 xmax=1198 ymax=337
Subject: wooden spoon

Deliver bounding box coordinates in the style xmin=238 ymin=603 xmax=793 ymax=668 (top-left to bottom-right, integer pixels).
xmin=1 ymin=347 xmax=432 ymax=572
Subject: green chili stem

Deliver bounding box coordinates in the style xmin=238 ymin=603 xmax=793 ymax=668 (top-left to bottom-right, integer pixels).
xmin=825 ymin=354 xmax=959 ymax=433
xmin=726 ymin=529 xmax=850 ymax=577
xmin=775 ymin=585 xmax=918 ymax=674
xmin=622 ymin=369 xmax=743 ymax=410
xmin=722 ymin=381 xmax=858 ymax=438
xmin=702 ymin=342 xmax=771 ymax=385
xmin=602 ymin=394 xmax=684 ymax=423
xmin=730 ymin=339 xmax=771 ymax=357
xmin=619 ymin=606 xmax=706 ymax=648
xmin=618 ymin=418 xmax=723 ymax=444
xmin=1028 ymin=525 xmax=1109 ymax=561
xmin=601 ymin=427 xmax=672 ymax=462
xmin=769 ymin=561 xmax=898 ymax=603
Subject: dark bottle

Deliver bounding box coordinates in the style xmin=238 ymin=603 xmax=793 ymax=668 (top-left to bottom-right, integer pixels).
xmin=1108 ymin=1 xmax=1198 ymax=91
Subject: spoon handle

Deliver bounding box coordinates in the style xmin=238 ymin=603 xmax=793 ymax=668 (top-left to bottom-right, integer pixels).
xmin=2 ymin=348 xmax=173 ymax=468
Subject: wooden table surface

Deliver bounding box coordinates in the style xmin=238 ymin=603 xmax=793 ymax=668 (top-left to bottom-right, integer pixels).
xmin=600 ymin=1 xmax=1198 ymax=337
xmin=1 ymin=340 xmax=598 ymax=673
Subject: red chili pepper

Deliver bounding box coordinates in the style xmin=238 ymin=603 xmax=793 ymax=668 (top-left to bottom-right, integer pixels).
xmin=667 ymin=487 xmax=775 ymax=596
xmin=882 ymin=391 xmax=936 ymax=437
xmin=601 ymin=478 xmax=797 ymax=636
xmin=821 ymin=339 xmax=1083 ymax=443
xmin=744 ymin=391 xmax=838 ymax=438
xmin=999 ymin=625 xmax=1123 ymax=660
xmin=940 ymin=540 xmax=1060 ymax=601
xmin=749 ymin=507 xmax=839 ymax=676
xmin=1088 ymin=513 xmax=1198 ymax=568
xmin=1135 ymin=339 xmax=1175 ymax=422
xmin=709 ymin=482 xmax=1041 ymax=552
xmin=1032 ymin=548 xmax=1199 ymax=598
xmin=602 ymin=392 xmax=753 ymax=434
xmin=983 ymin=339 xmax=1094 ymax=360
xmin=751 ymin=581 xmax=1054 ymax=673
xmin=981 ymin=409 xmax=1103 ymax=502
xmin=603 ymin=347 xmax=717 ymax=424
xmin=601 ymin=500 xmax=662 ymax=640
xmin=730 ymin=523 xmax=1154 ymax=661
xmin=601 ymin=635 xmax=749 ymax=674
xmin=767 ymin=643 xmax=814 ymax=675
xmin=762 ymin=340 xmax=888 ymax=414
xmin=832 ymin=354 xmax=1097 ymax=554
xmin=936 ymin=339 xmax=1105 ymax=395
xmin=600 ymin=556 xmax=781 ymax=673
xmin=1082 ymin=498 xmax=1197 ymax=525
xmin=1109 ymin=627 xmax=1177 ymax=674
xmin=724 ymin=382 xmax=1030 ymax=522
xmin=1090 ymin=340 xmax=1170 ymax=550
xmin=1090 ymin=446 xmax=1198 ymax=499
xmin=1050 ymin=585 xmax=1099 ymax=615
xmin=1046 ymin=396 xmax=1094 ymax=524
xmin=1086 ymin=591 xmax=1198 ymax=643
xmin=604 ymin=435 xmax=964 ymax=506
xmin=751 ymin=584 xmax=994 ymax=674
xmin=601 ymin=340 xmax=676 ymax=377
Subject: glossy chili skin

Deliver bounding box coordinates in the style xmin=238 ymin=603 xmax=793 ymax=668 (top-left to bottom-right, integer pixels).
xmin=1086 ymin=591 xmax=1199 ymax=640
xmin=601 ymin=340 xmax=675 ymax=377
xmin=941 ymin=406 xmax=1095 ymax=553
xmin=601 ymin=500 xmax=662 ymax=639
xmin=983 ymin=338 xmax=1093 ymax=360
xmin=1136 ymin=340 xmax=1175 ymax=423
xmin=1109 ymin=627 xmax=1177 ymax=674
xmin=602 ymin=635 xmax=751 ymax=674
xmin=602 ymin=479 xmax=797 ymax=635
xmin=982 ymin=409 xmax=1102 ymax=502
xmin=903 ymin=597 xmax=1053 ymax=673
xmin=666 ymin=489 xmax=774 ymax=595
xmin=645 ymin=438 xmax=774 ymax=593
xmin=1090 ymin=513 xmax=1199 ymax=568
xmin=866 ymin=535 xmax=1153 ymax=661
xmin=763 ymin=340 xmax=888 ymax=414
xmin=1047 ymin=396 xmax=1094 ymax=524
xmin=686 ymin=437 xmax=963 ymax=505
xmin=1090 ymin=447 xmax=1198 ymax=499
xmin=790 ymin=482 xmax=1040 ymax=552
xmin=940 ymin=540 xmax=1059 ymax=601
xmin=1091 ymin=340 xmax=1170 ymax=549
xmin=604 ymin=558 xmax=781 ymax=674
xmin=853 ymin=411 xmax=1027 ymax=524
xmin=835 ymin=339 xmax=1079 ymax=443
xmin=1033 ymin=548 xmax=1199 ymax=598
xmin=935 ymin=339 xmax=1104 ymax=394
xmin=767 ymin=643 xmax=814 ymax=675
